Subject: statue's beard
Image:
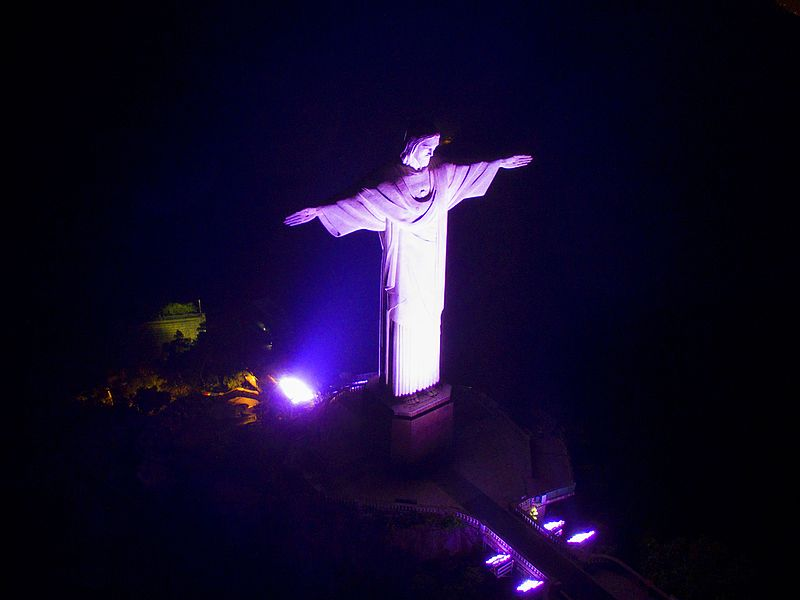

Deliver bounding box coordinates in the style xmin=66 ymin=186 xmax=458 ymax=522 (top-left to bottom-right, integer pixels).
xmin=402 ymin=153 xmax=431 ymax=171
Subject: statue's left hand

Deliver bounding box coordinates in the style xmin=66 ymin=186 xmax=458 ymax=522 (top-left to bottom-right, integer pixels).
xmin=284 ymin=207 xmax=319 ymax=226
xmin=498 ymin=155 xmax=533 ymax=169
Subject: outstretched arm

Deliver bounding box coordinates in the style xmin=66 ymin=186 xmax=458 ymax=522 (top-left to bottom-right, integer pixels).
xmin=285 ymin=197 xmax=386 ymax=237
xmin=496 ymin=154 xmax=534 ymax=169
xmin=284 ymin=207 xmax=320 ymax=226
xmin=445 ymin=154 xmax=534 ymax=210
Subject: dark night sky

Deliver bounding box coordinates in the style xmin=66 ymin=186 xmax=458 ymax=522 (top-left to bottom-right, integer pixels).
xmin=23 ymin=0 xmax=795 ymax=567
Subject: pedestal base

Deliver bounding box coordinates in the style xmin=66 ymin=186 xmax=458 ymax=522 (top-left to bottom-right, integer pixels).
xmin=380 ymin=384 xmax=453 ymax=466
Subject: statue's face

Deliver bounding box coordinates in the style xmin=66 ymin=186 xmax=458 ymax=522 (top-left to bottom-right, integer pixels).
xmin=411 ymin=135 xmax=440 ymax=169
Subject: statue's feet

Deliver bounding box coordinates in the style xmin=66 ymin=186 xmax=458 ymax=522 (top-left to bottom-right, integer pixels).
xmin=424 ymin=384 xmax=441 ymax=397
xmin=399 ymin=383 xmax=442 ymax=403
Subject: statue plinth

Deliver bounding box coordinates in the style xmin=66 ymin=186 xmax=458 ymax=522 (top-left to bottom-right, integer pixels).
xmin=369 ymin=382 xmax=453 ymax=466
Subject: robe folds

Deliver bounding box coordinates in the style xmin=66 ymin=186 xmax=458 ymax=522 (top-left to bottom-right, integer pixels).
xmin=317 ymin=160 xmax=501 ymax=397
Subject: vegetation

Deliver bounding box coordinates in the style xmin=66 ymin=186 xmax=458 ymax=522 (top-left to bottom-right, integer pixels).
xmin=76 ymin=301 xmax=275 ymax=414
xmin=33 ymin=299 xmax=510 ymax=599
xmin=640 ymin=535 xmax=756 ymax=600
xmin=157 ymin=301 xmax=201 ymax=318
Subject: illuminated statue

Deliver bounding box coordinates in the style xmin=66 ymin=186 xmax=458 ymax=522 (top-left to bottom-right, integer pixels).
xmin=285 ymin=123 xmax=532 ymax=397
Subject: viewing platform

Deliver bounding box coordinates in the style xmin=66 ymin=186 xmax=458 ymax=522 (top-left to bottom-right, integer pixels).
xmin=289 ymin=381 xmax=665 ymax=599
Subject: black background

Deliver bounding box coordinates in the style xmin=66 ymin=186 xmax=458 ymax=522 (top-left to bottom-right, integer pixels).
xmin=20 ymin=1 xmax=795 ymax=593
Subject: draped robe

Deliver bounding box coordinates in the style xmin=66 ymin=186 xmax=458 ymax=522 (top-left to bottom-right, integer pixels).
xmin=317 ymin=160 xmax=501 ymax=397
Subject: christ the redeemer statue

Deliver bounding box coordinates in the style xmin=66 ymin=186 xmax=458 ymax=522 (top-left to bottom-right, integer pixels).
xmin=285 ymin=122 xmax=532 ymax=398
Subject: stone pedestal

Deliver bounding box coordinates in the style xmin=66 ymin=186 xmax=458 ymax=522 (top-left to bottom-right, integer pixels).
xmin=380 ymin=384 xmax=454 ymax=466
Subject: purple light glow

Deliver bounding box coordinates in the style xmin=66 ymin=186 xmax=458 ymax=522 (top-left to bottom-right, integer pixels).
xmin=543 ymin=519 xmax=565 ymax=531
xmin=277 ymin=376 xmax=316 ymax=405
xmin=485 ymin=553 xmax=511 ymax=566
xmin=566 ymin=530 xmax=596 ymax=544
xmin=516 ymin=579 xmax=544 ymax=592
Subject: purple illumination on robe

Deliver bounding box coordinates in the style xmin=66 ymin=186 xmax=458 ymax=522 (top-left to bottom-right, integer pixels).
xmin=316 ymin=160 xmax=501 ymax=397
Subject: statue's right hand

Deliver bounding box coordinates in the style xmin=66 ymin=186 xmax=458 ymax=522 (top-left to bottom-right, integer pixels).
xmin=284 ymin=207 xmax=319 ymax=226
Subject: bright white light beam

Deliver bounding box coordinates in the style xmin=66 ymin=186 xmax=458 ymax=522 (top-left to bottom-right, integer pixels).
xmin=543 ymin=519 xmax=565 ymax=531
xmin=516 ymin=579 xmax=544 ymax=592
xmin=485 ymin=553 xmax=511 ymax=566
xmin=277 ymin=376 xmax=316 ymax=405
xmin=566 ymin=530 xmax=596 ymax=544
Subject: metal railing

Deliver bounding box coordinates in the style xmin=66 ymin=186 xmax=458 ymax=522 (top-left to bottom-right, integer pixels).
xmin=326 ymin=494 xmax=548 ymax=582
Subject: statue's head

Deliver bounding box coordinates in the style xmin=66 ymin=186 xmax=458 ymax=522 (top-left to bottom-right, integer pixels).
xmin=400 ymin=120 xmax=441 ymax=170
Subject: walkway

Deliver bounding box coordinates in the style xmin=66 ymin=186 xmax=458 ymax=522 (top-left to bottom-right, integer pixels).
xmin=435 ymin=470 xmax=618 ymax=600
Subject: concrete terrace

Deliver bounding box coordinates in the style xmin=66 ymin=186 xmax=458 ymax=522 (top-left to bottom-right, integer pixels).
xmin=292 ymin=385 xmax=573 ymax=510
xmin=288 ymin=383 xmax=667 ymax=600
